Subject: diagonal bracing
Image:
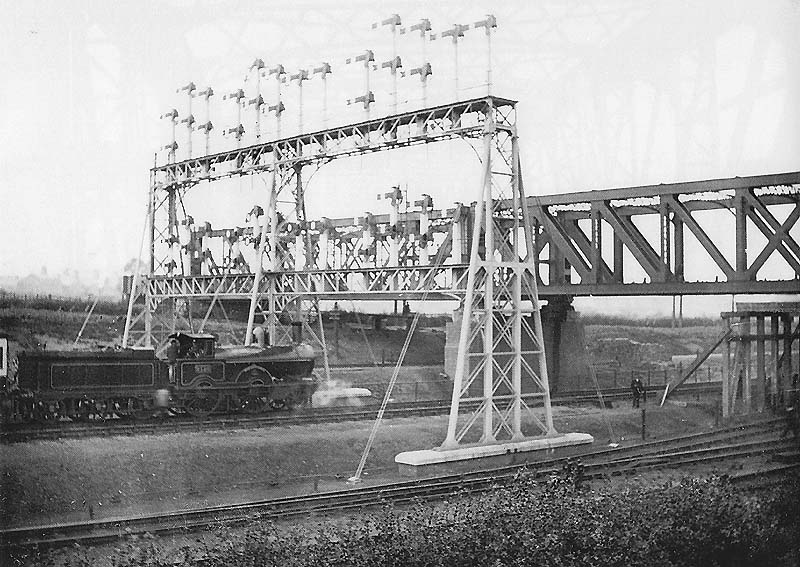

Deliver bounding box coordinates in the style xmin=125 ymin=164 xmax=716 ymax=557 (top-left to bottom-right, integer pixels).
xmin=442 ymin=98 xmax=556 ymax=449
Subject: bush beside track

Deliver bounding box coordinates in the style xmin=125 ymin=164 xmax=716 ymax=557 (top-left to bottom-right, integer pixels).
xmin=208 ymin=476 xmax=800 ymax=567
xmin=21 ymin=474 xmax=800 ymax=567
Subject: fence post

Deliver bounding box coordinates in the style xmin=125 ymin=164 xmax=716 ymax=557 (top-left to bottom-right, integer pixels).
xmin=641 ymin=408 xmax=646 ymax=440
xmin=695 ymin=370 xmax=700 ymax=401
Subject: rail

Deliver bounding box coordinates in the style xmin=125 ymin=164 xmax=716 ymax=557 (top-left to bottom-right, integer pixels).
xmin=2 ymin=417 xmax=793 ymax=551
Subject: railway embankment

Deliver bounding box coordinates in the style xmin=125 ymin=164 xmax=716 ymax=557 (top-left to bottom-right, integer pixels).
xmin=4 ymin=413 xmax=799 ymax=566
xmin=2 ymin=403 xmax=731 ymax=529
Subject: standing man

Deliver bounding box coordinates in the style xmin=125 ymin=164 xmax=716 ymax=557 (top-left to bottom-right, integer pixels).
xmin=166 ymin=338 xmax=179 ymax=384
xmin=631 ymin=376 xmax=644 ymax=408
xmin=782 ymin=373 xmax=800 ymax=440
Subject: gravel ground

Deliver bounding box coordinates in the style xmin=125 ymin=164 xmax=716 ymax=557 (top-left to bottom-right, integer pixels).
xmin=0 ymin=401 xmax=724 ymax=529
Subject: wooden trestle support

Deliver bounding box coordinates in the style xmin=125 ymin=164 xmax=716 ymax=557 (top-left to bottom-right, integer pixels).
xmin=720 ymin=302 xmax=799 ymax=419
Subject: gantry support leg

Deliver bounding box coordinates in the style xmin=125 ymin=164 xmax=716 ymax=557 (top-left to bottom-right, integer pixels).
xmin=441 ymin=99 xmax=558 ymax=450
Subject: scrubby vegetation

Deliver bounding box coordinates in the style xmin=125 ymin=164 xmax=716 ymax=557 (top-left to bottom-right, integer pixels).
xmin=0 ymin=292 xmax=125 ymax=316
xmin=23 ymin=474 xmax=800 ymax=567
xmin=581 ymin=313 xmax=720 ymax=328
xmin=0 ymin=292 xmax=725 ymax=369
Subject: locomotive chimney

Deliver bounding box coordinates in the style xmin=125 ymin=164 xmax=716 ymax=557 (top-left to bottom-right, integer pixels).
xmin=291 ymin=321 xmax=303 ymax=344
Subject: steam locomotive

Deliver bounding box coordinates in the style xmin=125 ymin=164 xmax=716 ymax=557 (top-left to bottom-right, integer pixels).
xmin=3 ymin=332 xmax=317 ymax=422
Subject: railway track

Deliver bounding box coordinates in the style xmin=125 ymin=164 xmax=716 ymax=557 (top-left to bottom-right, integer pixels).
xmin=0 ymin=382 xmax=720 ymax=443
xmin=3 ymin=415 xmax=795 ymax=552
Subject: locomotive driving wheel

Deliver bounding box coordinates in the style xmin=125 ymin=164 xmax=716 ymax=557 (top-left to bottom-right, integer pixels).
xmin=269 ymin=398 xmax=288 ymax=410
xmin=234 ymin=378 xmax=271 ymax=414
xmin=113 ymin=397 xmax=137 ymax=419
xmin=130 ymin=396 xmax=156 ymax=419
xmin=233 ymin=368 xmax=274 ymax=414
xmin=268 ymin=378 xmax=295 ymax=411
xmin=184 ymin=381 xmax=222 ymax=417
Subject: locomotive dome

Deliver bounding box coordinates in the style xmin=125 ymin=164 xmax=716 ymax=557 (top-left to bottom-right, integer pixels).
xmin=294 ymin=343 xmax=316 ymax=359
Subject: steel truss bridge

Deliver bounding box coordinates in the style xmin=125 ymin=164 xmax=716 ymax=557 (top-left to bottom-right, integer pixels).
xmin=140 ymin=170 xmax=800 ymax=302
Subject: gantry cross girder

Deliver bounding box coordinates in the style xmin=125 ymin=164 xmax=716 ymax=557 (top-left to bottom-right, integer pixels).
xmin=152 ymin=96 xmax=516 ymax=189
xmin=130 ymin=172 xmax=799 ymax=310
xmin=127 ymin=97 xmax=521 ymax=348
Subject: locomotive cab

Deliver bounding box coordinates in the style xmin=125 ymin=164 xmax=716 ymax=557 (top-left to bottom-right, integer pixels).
xmin=168 ymin=333 xmax=216 ymax=359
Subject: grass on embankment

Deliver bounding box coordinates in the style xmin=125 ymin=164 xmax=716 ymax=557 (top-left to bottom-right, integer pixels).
xmin=0 ymin=403 xmax=719 ymax=528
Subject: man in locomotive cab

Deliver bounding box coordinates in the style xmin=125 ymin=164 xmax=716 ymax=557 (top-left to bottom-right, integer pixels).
xmin=193 ymin=336 xmax=214 ymax=358
xmin=188 ymin=340 xmax=201 ymax=359
xmin=165 ymin=338 xmax=179 ymax=383
xmin=168 ymin=333 xmax=217 ymax=360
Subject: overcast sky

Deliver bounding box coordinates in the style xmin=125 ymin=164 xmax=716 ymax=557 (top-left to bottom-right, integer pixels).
xmin=0 ymin=0 xmax=797 ymax=313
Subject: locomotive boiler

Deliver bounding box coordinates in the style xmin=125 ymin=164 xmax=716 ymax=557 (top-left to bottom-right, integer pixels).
xmin=10 ymin=332 xmax=317 ymax=421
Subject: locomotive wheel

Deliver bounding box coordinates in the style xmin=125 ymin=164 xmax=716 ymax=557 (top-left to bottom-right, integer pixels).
xmin=114 ymin=397 xmax=139 ymax=419
xmin=236 ymin=393 xmax=269 ymax=414
xmin=234 ymin=379 xmax=271 ymax=414
xmin=33 ymin=402 xmax=54 ymax=423
xmin=131 ymin=397 xmax=156 ymax=420
xmin=184 ymin=383 xmax=222 ymax=417
xmin=269 ymin=398 xmax=288 ymax=411
xmin=72 ymin=399 xmax=91 ymax=422
xmin=92 ymin=399 xmax=109 ymax=422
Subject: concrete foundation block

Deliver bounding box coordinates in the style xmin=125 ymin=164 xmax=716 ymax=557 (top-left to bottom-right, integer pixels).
xmin=395 ymin=432 xmax=594 ymax=477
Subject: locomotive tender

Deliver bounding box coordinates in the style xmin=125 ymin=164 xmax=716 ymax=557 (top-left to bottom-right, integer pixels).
xmin=9 ymin=332 xmax=317 ymax=421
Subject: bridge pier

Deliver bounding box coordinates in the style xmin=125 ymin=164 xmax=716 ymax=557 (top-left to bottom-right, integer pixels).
xmin=444 ymin=295 xmax=591 ymax=393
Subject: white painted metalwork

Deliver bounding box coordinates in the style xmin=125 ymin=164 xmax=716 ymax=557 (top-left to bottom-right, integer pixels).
xmin=442 ymin=98 xmax=555 ymax=448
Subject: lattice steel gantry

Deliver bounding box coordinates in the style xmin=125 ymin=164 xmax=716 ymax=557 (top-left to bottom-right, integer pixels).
xmin=123 ymin=96 xmax=528 ymax=350
xmin=123 ymin=92 xmax=565 ymax=450
xmin=441 ymin=97 xmax=556 ymax=447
